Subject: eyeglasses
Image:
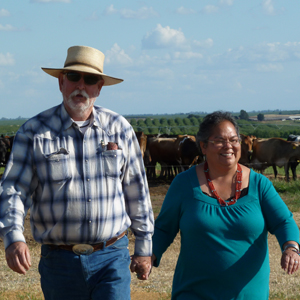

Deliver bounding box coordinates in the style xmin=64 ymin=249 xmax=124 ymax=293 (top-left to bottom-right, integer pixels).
xmin=65 ymin=72 xmax=102 ymax=85
xmin=207 ymin=138 xmax=241 ymax=147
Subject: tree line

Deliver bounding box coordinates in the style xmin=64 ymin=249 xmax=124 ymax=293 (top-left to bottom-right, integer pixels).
xmin=127 ymin=110 xmax=300 ymax=138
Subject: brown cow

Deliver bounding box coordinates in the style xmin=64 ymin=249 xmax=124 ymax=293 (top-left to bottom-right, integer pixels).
xmin=146 ymin=134 xmax=202 ymax=179
xmin=175 ymin=135 xmax=202 ymax=171
xmin=250 ymin=137 xmax=300 ymax=181
xmin=239 ymin=134 xmax=254 ymax=166
xmin=135 ymin=131 xmax=147 ymax=159
xmin=147 ymin=136 xmax=178 ymax=179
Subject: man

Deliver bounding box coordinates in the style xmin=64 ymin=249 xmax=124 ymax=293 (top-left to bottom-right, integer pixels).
xmin=0 ymin=45 xmax=154 ymax=300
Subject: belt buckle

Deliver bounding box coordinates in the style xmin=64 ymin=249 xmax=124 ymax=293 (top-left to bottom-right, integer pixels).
xmin=72 ymin=244 xmax=94 ymax=256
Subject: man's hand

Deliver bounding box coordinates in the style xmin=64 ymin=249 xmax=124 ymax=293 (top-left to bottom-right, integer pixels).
xmin=5 ymin=241 xmax=31 ymax=275
xmin=130 ymin=255 xmax=151 ymax=280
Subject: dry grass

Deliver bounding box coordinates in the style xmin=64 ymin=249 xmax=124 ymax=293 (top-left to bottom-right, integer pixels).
xmin=0 ymin=184 xmax=300 ymax=300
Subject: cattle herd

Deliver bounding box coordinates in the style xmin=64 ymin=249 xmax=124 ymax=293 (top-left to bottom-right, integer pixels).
xmin=1 ymin=133 xmax=300 ymax=182
xmin=0 ymin=135 xmax=14 ymax=168
xmin=135 ymin=132 xmax=300 ymax=182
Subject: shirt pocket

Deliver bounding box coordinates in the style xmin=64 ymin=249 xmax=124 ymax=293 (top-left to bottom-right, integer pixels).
xmin=101 ymin=149 xmax=125 ymax=179
xmin=44 ymin=148 xmax=71 ymax=182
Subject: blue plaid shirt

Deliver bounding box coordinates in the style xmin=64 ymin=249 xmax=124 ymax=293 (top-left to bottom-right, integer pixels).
xmin=0 ymin=104 xmax=154 ymax=256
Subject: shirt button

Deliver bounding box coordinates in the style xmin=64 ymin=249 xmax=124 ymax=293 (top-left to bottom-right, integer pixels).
xmin=87 ymin=178 xmax=90 ymax=181
xmin=88 ymin=199 xmax=91 ymax=202
xmin=89 ymin=220 xmax=92 ymax=224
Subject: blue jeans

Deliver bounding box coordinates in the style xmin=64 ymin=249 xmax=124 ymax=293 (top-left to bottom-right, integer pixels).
xmin=39 ymin=235 xmax=131 ymax=300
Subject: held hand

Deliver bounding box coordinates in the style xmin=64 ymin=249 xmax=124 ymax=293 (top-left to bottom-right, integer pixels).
xmin=130 ymin=255 xmax=152 ymax=280
xmin=5 ymin=242 xmax=31 ymax=275
xmin=281 ymin=248 xmax=300 ymax=275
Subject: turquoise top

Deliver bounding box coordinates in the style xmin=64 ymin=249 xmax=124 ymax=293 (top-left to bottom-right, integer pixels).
xmin=152 ymin=166 xmax=299 ymax=300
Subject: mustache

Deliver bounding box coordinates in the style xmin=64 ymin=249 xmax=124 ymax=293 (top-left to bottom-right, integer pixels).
xmin=69 ymin=89 xmax=90 ymax=99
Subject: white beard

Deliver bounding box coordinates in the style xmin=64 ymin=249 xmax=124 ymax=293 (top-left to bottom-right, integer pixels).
xmin=65 ymin=90 xmax=94 ymax=114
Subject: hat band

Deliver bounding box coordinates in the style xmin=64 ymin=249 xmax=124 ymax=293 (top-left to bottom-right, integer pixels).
xmin=64 ymin=62 xmax=103 ymax=74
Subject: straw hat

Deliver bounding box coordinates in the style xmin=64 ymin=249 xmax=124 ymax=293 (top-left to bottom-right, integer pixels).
xmin=42 ymin=45 xmax=123 ymax=86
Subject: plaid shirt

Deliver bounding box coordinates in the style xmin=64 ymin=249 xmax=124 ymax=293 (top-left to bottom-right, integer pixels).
xmin=0 ymin=104 xmax=154 ymax=256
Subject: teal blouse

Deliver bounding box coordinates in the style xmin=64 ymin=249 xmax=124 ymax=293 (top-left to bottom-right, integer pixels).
xmin=152 ymin=166 xmax=299 ymax=300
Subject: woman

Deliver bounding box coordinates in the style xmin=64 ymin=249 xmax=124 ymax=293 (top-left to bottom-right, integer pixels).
xmin=151 ymin=111 xmax=300 ymax=300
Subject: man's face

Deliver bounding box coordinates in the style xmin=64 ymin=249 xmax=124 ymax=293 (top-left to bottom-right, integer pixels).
xmin=59 ymin=71 xmax=104 ymax=120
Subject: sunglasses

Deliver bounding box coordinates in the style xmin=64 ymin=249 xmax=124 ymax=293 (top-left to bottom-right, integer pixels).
xmin=65 ymin=72 xmax=102 ymax=85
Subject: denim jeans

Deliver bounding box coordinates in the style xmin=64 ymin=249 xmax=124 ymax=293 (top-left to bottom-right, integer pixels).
xmin=39 ymin=235 xmax=131 ymax=300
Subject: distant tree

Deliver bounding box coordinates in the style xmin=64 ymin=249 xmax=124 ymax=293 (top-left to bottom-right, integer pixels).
xmin=137 ymin=119 xmax=146 ymax=127
xmin=168 ymin=119 xmax=176 ymax=126
xmin=190 ymin=117 xmax=199 ymax=126
xmin=183 ymin=118 xmax=191 ymax=126
xmin=145 ymin=117 xmax=152 ymax=127
xmin=239 ymin=110 xmax=249 ymax=120
xmin=175 ymin=117 xmax=184 ymax=126
xmin=257 ymin=113 xmax=264 ymax=121
xmin=152 ymin=119 xmax=160 ymax=127
xmin=130 ymin=119 xmax=137 ymax=126
xmin=160 ymin=118 xmax=168 ymax=126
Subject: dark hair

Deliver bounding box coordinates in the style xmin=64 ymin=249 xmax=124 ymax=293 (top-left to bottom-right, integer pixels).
xmin=196 ymin=111 xmax=240 ymax=146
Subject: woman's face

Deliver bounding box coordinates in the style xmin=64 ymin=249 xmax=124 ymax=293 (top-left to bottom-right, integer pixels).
xmin=200 ymin=120 xmax=241 ymax=168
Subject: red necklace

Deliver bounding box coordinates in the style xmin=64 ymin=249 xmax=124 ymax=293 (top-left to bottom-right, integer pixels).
xmin=204 ymin=161 xmax=242 ymax=206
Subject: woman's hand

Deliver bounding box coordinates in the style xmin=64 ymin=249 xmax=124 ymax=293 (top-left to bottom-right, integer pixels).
xmin=281 ymin=248 xmax=300 ymax=275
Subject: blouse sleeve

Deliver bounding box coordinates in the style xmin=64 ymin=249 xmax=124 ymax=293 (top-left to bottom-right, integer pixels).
xmin=152 ymin=172 xmax=186 ymax=267
xmin=256 ymin=173 xmax=299 ymax=249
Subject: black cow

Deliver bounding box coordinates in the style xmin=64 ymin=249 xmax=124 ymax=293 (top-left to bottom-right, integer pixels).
xmin=287 ymin=134 xmax=300 ymax=180
xmin=0 ymin=139 xmax=7 ymax=166
xmin=0 ymin=135 xmax=14 ymax=166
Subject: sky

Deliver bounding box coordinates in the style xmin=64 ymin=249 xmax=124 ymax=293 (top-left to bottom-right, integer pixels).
xmin=1 ymin=0 xmax=300 ymax=119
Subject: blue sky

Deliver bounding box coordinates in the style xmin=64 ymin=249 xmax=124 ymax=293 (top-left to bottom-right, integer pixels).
xmin=1 ymin=0 xmax=300 ymax=118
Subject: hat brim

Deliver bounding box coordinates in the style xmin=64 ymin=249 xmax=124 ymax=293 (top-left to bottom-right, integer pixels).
xmin=42 ymin=66 xmax=123 ymax=86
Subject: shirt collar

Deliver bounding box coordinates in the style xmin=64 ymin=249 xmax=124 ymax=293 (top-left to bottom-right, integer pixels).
xmin=60 ymin=103 xmax=101 ymax=131
xmin=60 ymin=103 xmax=74 ymax=131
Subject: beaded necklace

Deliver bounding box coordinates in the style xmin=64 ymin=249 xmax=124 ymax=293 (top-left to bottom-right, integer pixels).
xmin=204 ymin=161 xmax=242 ymax=206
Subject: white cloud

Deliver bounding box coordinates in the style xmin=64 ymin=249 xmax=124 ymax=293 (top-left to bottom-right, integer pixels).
xmin=0 ymin=24 xmax=17 ymax=31
xmin=256 ymin=63 xmax=283 ymax=72
xmin=220 ymin=41 xmax=300 ymax=65
xmin=86 ymin=12 xmax=98 ymax=21
xmin=105 ymin=43 xmax=132 ymax=65
xmin=173 ymin=51 xmax=203 ymax=60
xmin=262 ymin=0 xmax=275 ymax=15
xmin=149 ymin=68 xmax=174 ymax=79
xmin=193 ymin=38 xmax=214 ymax=48
xmin=202 ymin=5 xmax=219 ymax=14
xmin=234 ymin=81 xmax=242 ymax=90
xmin=104 ymin=5 xmax=159 ymax=19
xmin=24 ymin=88 xmax=39 ymax=97
xmin=0 ymin=53 xmax=15 ymax=66
xmin=31 ymin=0 xmax=71 ymax=3
xmin=175 ymin=7 xmax=197 ymax=15
xmin=0 ymin=9 xmax=10 ymax=17
xmin=142 ymin=24 xmax=187 ymax=49
xmin=104 ymin=4 xmax=116 ymax=15
xmin=219 ymin=0 xmax=234 ymax=6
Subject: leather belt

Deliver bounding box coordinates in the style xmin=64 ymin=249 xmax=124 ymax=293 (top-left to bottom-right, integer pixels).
xmin=47 ymin=231 xmax=126 ymax=255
